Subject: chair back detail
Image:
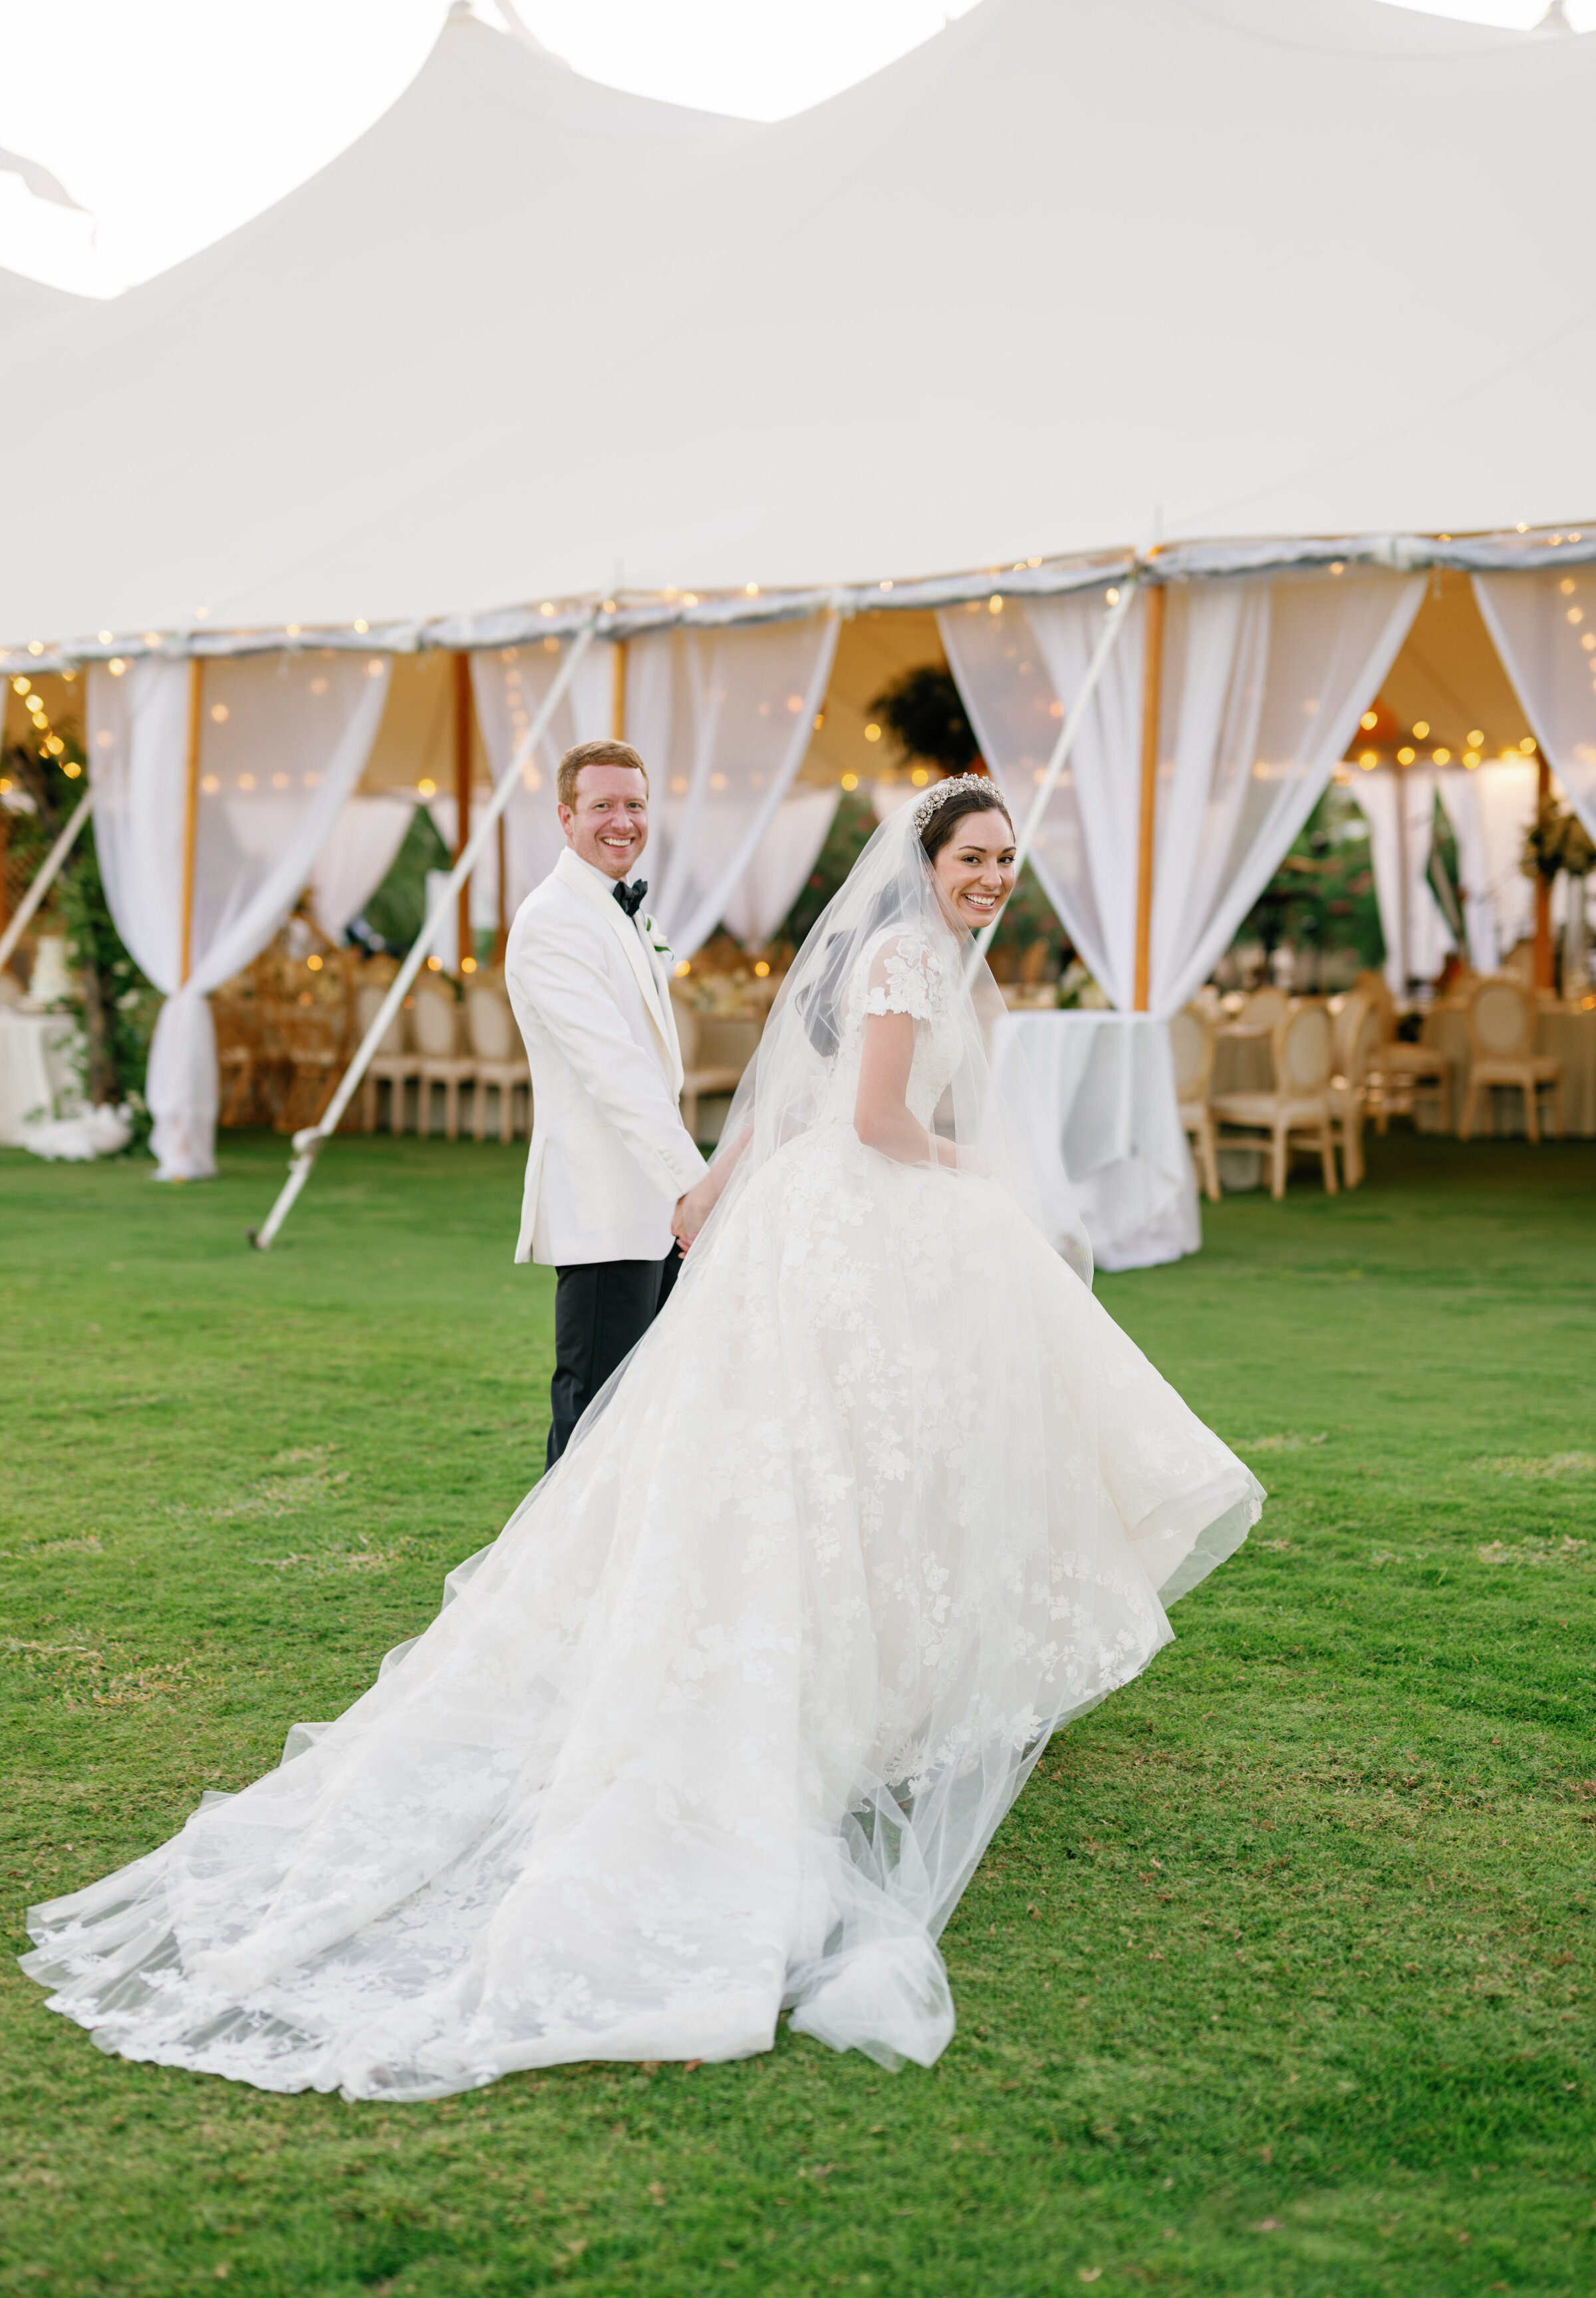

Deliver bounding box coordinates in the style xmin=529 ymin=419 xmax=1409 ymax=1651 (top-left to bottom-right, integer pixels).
xmin=670 ymin=989 xmax=702 ymax=1067
xmin=1275 ymin=1000 xmax=1333 ymax=1094
xmin=1470 ymin=977 xmax=1533 ymax=1059
xmin=1239 ymin=985 xmax=1289 ymax=1030
xmin=1168 ymin=1009 xmax=1213 ymax=1100
xmin=1345 ymin=1001 xmax=1382 ymax=1089
xmin=356 ymin=981 xmax=407 ymax=1057
xmin=412 ymin=980 xmax=459 ymax=1057
xmin=465 ymin=985 xmax=517 ymax=1061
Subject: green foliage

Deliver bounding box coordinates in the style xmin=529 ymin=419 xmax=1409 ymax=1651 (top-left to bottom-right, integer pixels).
xmin=775 ymin=786 xmax=878 ymax=950
xmin=1523 ymin=795 xmax=1596 ymax=885
xmin=4 ymin=741 xmax=159 ymax=1126
xmin=2 ymin=1130 xmax=1594 ymax=2295
xmin=360 ymin=805 xmax=450 ymax=953
xmin=1239 ymin=784 xmax=1385 ymax=970
xmin=869 ymin=665 xmax=980 ymax=775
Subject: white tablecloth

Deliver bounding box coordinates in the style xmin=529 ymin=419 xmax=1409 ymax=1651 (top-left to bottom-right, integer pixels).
xmin=0 ymin=1010 xmax=81 ymax=1144
xmin=990 ymin=1011 xmax=1200 ymax=1272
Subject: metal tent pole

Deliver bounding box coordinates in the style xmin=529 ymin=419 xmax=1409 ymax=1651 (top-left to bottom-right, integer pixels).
xmin=0 ymin=789 xmax=94 ymax=977
xmin=248 ymin=621 xmax=598 ymax=1251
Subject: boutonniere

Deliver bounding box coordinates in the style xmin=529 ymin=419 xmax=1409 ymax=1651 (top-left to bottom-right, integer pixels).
xmin=641 ymin=915 xmax=673 ymax=963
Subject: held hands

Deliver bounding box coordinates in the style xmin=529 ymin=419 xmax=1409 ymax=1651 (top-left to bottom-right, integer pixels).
xmin=672 ymin=1172 xmax=719 ymax=1252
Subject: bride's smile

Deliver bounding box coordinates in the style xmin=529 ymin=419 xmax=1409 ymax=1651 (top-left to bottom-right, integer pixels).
xmin=929 ymin=807 xmax=1016 ymax=928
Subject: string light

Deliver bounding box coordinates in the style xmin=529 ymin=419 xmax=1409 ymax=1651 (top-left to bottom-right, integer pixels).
xmin=1433 ymin=746 xmax=1452 ymax=764
xmin=840 ymin=772 xmax=859 ymax=791
xmin=864 ymin=723 xmax=882 ymax=743
xmin=1360 ymin=710 xmax=1379 ymax=731
xmin=1520 ymin=736 xmax=1537 ymax=753
xmin=753 ymin=960 xmax=771 ymax=978
xmin=1467 ymin=729 xmax=1484 ymax=746
xmin=1397 ymin=746 xmax=1416 ymax=765
xmin=1358 ymin=753 xmax=1377 ymax=771
xmin=1412 ymin=720 xmax=1430 ymax=739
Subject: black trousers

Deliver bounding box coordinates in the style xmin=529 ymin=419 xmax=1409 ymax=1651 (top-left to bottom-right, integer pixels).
xmin=546 ymin=1247 xmax=680 ymax=1471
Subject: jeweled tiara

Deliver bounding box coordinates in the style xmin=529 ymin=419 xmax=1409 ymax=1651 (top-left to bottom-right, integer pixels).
xmin=912 ymin=771 xmax=1005 ymax=831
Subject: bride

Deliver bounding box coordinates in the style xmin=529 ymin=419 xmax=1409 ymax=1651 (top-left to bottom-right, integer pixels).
xmin=23 ymin=775 xmax=1262 ymax=2097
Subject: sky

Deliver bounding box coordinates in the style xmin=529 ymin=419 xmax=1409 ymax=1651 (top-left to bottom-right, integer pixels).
xmin=0 ymin=0 xmax=1589 ymax=297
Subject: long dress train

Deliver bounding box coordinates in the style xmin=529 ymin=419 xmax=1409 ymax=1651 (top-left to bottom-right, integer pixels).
xmin=23 ymin=832 xmax=1262 ymax=2097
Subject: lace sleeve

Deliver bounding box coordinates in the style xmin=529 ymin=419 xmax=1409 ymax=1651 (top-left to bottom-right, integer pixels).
xmin=863 ymin=934 xmax=938 ymax=1022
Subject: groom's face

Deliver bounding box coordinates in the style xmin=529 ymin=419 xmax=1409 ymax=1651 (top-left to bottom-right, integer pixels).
xmin=559 ymin=765 xmax=649 ymax=882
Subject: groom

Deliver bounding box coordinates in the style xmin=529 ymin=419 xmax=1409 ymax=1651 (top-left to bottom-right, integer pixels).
xmin=505 ymin=738 xmax=716 ymax=1469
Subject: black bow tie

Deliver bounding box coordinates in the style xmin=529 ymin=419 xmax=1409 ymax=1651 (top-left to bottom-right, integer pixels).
xmin=612 ymin=877 xmax=648 ymax=919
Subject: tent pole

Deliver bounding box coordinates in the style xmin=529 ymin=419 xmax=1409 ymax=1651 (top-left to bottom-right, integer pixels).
xmin=611 ymin=637 xmax=628 ymax=739
xmin=179 ymin=660 xmax=204 ymax=987
xmin=494 ymin=810 xmax=508 ymax=965
xmin=1534 ymin=751 xmax=1554 ymax=990
xmin=1395 ymin=755 xmax=1410 ymax=995
xmin=249 ymin=621 xmax=599 ymax=1251
xmin=970 ymin=579 xmax=1136 ymax=974
xmin=0 ymin=787 xmax=94 ymax=978
xmin=1132 ymin=580 xmax=1166 ymax=1013
xmin=453 ymin=652 xmax=472 ymax=972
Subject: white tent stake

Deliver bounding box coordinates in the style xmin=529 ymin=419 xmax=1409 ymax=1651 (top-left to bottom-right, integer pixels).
xmin=0 ymin=788 xmax=93 ymax=977
xmin=969 ymin=578 xmax=1138 ymax=974
xmin=249 ymin=621 xmax=599 ymax=1251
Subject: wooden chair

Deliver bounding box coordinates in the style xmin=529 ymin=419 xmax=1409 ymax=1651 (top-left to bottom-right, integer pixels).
xmin=1359 ymin=970 xmax=1450 ymax=1133
xmin=464 ymin=979 xmax=531 ymax=1142
xmin=1211 ymin=997 xmax=1339 ymax=1201
xmin=1328 ymin=989 xmax=1381 ymax=1189
xmin=212 ymin=990 xmax=260 ymax=1128
xmin=1458 ymin=975 xmax=1563 ymax=1142
xmin=357 ymin=977 xmax=421 ymax=1133
xmin=412 ymin=975 xmax=474 ymax=1139
xmin=1168 ymin=1007 xmax=1220 ymax=1203
xmin=670 ymin=989 xmax=744 ymax=1145
xmin=1237 ymin=983 xmax=1289 ymax=1032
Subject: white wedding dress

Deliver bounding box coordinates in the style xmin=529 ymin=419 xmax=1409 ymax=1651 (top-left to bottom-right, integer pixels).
xmin=24 ymin=814 xmax=1261 ymax=2098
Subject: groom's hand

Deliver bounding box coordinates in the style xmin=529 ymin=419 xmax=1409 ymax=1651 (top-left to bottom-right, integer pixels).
xmin=672 ymin=1174 xmax=718 ymax=1250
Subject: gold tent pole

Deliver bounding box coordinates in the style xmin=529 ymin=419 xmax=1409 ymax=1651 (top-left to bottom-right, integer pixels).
xmin=453 ymin=652 xmax=473 ymax=973
xmin=178 ymin=659 xmax=204 ymax=987
xmin=1132 ymin=579 xmax=1166 ymax=1013
xmin=611 ymin=637 xmax=628 ymax=740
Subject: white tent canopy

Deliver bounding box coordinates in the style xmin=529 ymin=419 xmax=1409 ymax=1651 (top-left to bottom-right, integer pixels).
xmin=1 ymin=0 xmax=1595 ymax=654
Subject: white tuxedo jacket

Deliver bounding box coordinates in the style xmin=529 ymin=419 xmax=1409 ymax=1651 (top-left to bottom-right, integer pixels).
xmin=504 ymin=847 xmax=708 ymax=1266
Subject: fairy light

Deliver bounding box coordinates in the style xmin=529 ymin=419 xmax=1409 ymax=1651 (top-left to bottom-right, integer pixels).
xmin=753 ymin=960 xmax=771 ymax=978
xmin=864 ymin=723 xmax=882 ymax=743
xmin=1412 ymin=720 xmax=1430 ymax=739
xmin=1397 ymin=746 xmax=1416 ymax=765
xmin=840 ymin=772 xmax=859 ymax=791
xmin=1360 ymin=710 xmax=1379 ymax=731
xmin=1467 ymin=729 xmax=1484 ymax=746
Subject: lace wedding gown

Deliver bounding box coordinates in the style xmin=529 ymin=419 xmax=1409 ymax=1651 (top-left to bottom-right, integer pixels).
xmin=25 ymin=864 xmax=1261 ymax=2098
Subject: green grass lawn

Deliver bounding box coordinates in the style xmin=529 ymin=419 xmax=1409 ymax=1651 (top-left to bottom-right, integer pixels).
xmin=1 ymin=1128 xmax=1593 ymax=2297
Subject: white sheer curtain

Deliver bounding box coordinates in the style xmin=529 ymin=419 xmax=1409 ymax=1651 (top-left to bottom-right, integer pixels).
xmin=1436 ymin=767 xmax=1502 ymax=975
xmin=625 ymin=614 xmax=840 ymax=961
xmin=310 ymin=795 xmax=414 ymax=942
xmin=471 ymin=639 xmax=617 ymax=918
xmin=424 ymin=796 xmax=501 ymax=938
xmin=721 ymin=787 xmax=839 ymax=948
xmin=1352 ymin=767 xmax=1453 ymax=992
xmin=940 ymin=569 xmax=1422 ymax=1015
xmin=1474 ymin=571 xmax=1596 ymax=844
xmin=89 ymin=650 xmax=390 ymax=1179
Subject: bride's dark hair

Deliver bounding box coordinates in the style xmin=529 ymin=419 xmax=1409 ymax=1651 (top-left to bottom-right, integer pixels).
xmin=918 ymin=777 xmax=1012 ymax=861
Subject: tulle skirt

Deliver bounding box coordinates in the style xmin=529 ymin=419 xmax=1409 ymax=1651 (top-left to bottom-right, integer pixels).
xmin=23 ymin=1125 xmax=1261 ymax=2095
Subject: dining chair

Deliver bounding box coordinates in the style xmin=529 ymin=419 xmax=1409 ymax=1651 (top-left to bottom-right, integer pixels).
xmin=1211 ymin=997 xmax=1339 ymax=1201
xmin=1458 ymin=976 xmax=1563 ymax=1142
xmin=465 ymin=979 xmax=531 ymax=1143
xmin=1168 ymin=1007 xmax=1220 ymax=1203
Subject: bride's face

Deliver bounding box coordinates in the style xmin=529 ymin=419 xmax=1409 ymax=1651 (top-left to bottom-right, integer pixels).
xmin=932 ymin=810 xmax=1017 ymax=931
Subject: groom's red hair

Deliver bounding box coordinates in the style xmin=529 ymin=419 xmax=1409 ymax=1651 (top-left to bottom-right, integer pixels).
xmin=557 ymin=739 xmax=649 ymax=807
